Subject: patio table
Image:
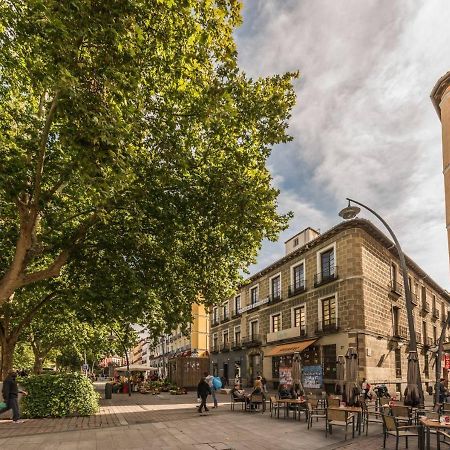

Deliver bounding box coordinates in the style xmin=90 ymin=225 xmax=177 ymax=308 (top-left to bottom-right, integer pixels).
xmin=419 ymin=416 xmax=450 ymax=450
xmin=328 ymin=405 xmax=363 ymax=435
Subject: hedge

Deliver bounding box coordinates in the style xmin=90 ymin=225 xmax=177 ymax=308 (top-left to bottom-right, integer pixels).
xmin=20 ymin=372 xmax=100 ymax=418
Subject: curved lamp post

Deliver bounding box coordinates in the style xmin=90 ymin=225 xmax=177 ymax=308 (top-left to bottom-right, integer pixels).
xmin=339 ymin=198 xmax=424 ymax=405
xmin=109 ymin=330 xmax=132 ymax=397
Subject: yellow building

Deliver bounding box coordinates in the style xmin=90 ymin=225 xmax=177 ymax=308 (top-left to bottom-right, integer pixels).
xmin=431 ymin=71 xmax=450 ymax=268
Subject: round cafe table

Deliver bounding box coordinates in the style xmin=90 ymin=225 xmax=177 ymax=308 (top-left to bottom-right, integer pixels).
xmin=420 ymin=416 xmax=450 ymax=450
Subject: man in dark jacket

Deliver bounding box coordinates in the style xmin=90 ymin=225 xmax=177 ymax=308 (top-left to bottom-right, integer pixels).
xmin=1 ymin=371 xmax=27 ymax=423
xmin=197 ymin=377 xmax=211 ymax=413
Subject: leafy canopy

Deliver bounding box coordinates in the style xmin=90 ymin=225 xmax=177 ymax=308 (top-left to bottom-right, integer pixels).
xmin=0 ymin=0 xmax=297 ymax=332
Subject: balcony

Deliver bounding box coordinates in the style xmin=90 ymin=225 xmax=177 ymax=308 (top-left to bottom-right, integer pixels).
xmin=393 ymin=326 xmax=408 ymax=339
xmin=433 ymin=309 xmax=440 ymax=320
xmin=389 ymin=281 xmax=403 ymax=296
xmin=314 ymin=267 xmax=338 ymax=287
xmin=211 ymin=344 xmax=220 ymax=354
xmin=232 ymin=309 xmax=242 ymax=318
xmin=416 ymin=332 xmax=422 ymax=344
xmin=220 ymin=342 xmax=230 ymax=352
xmin=221 ymin=315 xmax=230 ymax=323
xmin=422 ymin=301 xmax=430 ymax=313
xmin=242 ymin=334 xmax=262 ymax=347
xmin=269 ymin=292 xmax=282 ymax=304
xmin=239 ymin=297 xmax=270 ymax=313
xmin=288 ymin=282 xmax=306 ymax=297
xmin=315 ymin=319 xmax=340 ymax=335
xmin=211 ymin=318 xmax=220 ymax=327
xmin=267 ymin=326 xmax=307 ymax=343
xmin=424 ymin=337 xmax=433 ymax=348
xmin=410 ymin=292 xmax=418 ymax=306
xmin=231 ymin=339 xmax=242 ymax=350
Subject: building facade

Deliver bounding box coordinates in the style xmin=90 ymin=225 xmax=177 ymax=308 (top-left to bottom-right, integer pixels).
xmin=149 ymin=303 xmax=209 ymax=378
xmin=431 ymin=71 xmax=450 ymax=267
xmin=209 ymin=219 xmax=450 ymax=394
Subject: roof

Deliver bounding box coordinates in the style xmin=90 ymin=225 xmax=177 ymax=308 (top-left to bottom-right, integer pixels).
xmin=430 ymin=71 xmax=450 ymax=120
xmin=243 ymin=218 xmax=450 ymax=300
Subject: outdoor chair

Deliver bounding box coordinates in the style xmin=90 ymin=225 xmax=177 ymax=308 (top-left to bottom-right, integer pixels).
xmin=360 ymin=399 xmax=382 ymax=435
xmin=230 ymin=392 xmax=246 ymax=411
xmin=246 ymin=393 xmax=264 ymax=413
xmin=306 ymin=402 xmax=326 ymax=430
xmin=442 ymin=403 xmax=450 ymax=414
xmin=326 ymin=408 xmax=355 ymax=440
xmin=391 ymin=405 xmax=412 ymax=425
xmin=381 ymin=414 xmax=422 ymax=450
xmin=327 ymin=398 xmax=340 ymax=408
xmin=270 ymin=396 xmax=283 ymax=419
xmin=436 ymin=430 xmax=450 ymax=450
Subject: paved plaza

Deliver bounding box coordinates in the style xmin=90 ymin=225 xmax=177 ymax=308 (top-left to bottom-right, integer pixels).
xmin=0 ymin=383 xmax=430 ymax=449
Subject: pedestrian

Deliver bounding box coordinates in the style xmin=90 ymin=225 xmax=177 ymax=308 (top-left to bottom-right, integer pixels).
xmin=197 ymin=377 xmax=211 ymax=413
xmin=0 ymin=371 xmax=28 ymax=423
xmin=204 ymin=372 xmax=218 ymax=408
xmin=361 ymin=378 xmax=370 ymax=400
xmin=261 ymin=376 xmax=267 ymax=393
xmin=439 ymin=378 xmax=447 ymax=403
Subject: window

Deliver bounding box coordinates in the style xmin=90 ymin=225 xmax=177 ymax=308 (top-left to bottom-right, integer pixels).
xmin=223 ymin=330 xmax=229 ymax=345
xmin=393 ymin=307 xmax=400 ymax=336
xmin=424 ymin=353 xmax=429 ymax=377
xmin=422 ymin=321 xmax=427 ymax=342
xmin=321 ymin=248 xmax=335 ymax=279
xmin=391 ymin=263 xmax=397 ymax=288
xmin=223 ymin=303 xmax=228 ymax=319
xmin=234 ymin=295 xmax=241 ymax=314
xmin=293 ymin=305 xmax=306 ymax=333
xmin=422 ymin=286 xmax=427 ymax=304
xmin=293 ymin=263 xmax=305 ymax=290
xmin=293 ymin=237 xmax=299 ymax=246
xmin=408 ymin=276 xmax=412 ymax=293
xmin=323 ymin=344 xmax=337 ymax=379
xmin=250 ymin=286 xmax=258 ymax=305
xmin=213 ymin=307 xmax=218 ymax=323
xmin=321 ymin=296 xmax=336 ymax=330
xmin=432 ymin=295 xmax=437 ymax=312
xmin=271 ymin=313 xmax=281 ymax=333
xmin=250 ymin=320 xmax=258 ymax=339
xmin=234 ymin=326 xmax=241 ymax=345
xmin=395 ymin=349 xmax=402 ymax=378
xmin=433 ymin=326 xmax=437 ymax=344
xmin=213 ymin=333 xmax=218 ymax=350
xmin=271 ymin=274 xmax=281 ymax=300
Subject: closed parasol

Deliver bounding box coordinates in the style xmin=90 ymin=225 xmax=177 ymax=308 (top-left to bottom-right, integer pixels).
xmin=344 ymin=347 xmax=359 ymax=406
xmin=404 ymin=351 xmax=422 ymax=407
xmin=335 ymin=355 xmax=345 ymax=395
xmin=291 ymin=352 xmax=304 ymax=395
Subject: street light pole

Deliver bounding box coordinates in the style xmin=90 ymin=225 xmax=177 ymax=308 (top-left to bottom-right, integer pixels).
xmin=109 ymin=330 xmax=131 ymax=397
xmin=434 ymin=312 xmax=450 ymax=407
xmin=339 ymin=198 xmax=424 ymax=404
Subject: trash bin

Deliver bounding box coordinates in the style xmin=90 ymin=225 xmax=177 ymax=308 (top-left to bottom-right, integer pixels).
xmin=105 ymin=382 xmax=113 ymax=399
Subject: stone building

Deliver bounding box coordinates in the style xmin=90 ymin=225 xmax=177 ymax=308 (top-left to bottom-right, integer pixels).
xmin=431 ymin=71 xmax=450 ymax=267
xmin=209 ymin=219 xmax=450 ymax=394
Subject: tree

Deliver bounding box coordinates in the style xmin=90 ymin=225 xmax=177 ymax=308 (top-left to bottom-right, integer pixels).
xmin=0 ymin=0 xmax=297 ymax=366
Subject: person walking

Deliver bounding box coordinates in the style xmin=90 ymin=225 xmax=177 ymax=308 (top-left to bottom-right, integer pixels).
xmin=0 ymin=371 xmax=28 ymax=423
xmin=197 ymin=377 xmax=211 ymax=413
xmin=204 ymin=372 xmax=218 ymax=408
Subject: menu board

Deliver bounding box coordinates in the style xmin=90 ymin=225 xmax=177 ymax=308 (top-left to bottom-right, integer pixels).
xmin=303 ymin=365 xmax=323 ymax=389
xmin=279 ymin=366 xmax=293 ymax=387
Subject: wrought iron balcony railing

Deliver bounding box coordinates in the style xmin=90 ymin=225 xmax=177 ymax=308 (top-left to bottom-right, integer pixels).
xmin=288 ymin=282 xmax=306 ymax=297
xmin=314 ymin=267 xmax=338 ymax=287
xmin=315 ymin=319 xmax=340 ymax=334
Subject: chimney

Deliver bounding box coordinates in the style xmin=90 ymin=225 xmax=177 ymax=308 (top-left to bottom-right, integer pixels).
xmin=284 ymin=227 xmax=320 ymax=256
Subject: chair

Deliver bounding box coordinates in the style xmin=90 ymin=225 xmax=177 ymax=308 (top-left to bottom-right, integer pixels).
xmin=230 ymin=392 xmax=246 ymax=411
xmin=326 ymin=408 xmax=355 ymax=440
xmin=436 ymin=430 xmax=450 ymax=450
xmin=391 ymin=405 xmax=412 ymax=425
xmin=442 ymin=403 xmax=450 ymax=414
xmin=360 ymin=399 xmax=382 ymax=435
xmin=381 ymin=414 xmax=422 ymax=450
xmin=328 ymin=398 xmax=340 ymax=407
xmin=306 ymin=402 xmax=326 ymax=429
xmin=270 ymin=396 xmax=282 ymax=419
xmin=246 ymin=393 xmax=264 ymax=413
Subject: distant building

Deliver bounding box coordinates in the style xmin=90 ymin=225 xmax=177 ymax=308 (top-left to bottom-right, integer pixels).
xmin=210 ymin=220 xmax=450 ymax=394
xmin=431 ymin=71 xmax=450 ymax=267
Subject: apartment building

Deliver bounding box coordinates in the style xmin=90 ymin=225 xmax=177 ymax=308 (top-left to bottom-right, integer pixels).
xmin=209 ymin=219 xmax=450 ymax=394
xmin=149 ymin=303 xmax=209 ymax=378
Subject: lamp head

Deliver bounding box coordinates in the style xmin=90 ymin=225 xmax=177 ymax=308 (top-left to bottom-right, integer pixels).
xmin=339 ymin=200 xmax=361 ymax=220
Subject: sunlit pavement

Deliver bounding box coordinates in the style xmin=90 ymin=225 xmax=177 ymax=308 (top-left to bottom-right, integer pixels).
xmin=0 ymin=383 xmax=433 ymax=449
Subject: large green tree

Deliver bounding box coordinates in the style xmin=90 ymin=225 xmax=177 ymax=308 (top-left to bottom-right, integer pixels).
xmin=0 ymin=0 xmax=297 ymax=366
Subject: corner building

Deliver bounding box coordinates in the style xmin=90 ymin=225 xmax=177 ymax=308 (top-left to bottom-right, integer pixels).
xmin=209 ymin=219 xmax=450 ymax=394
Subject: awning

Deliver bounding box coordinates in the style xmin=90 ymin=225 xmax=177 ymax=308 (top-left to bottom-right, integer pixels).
xmin=265 ymin=339 xmax=317 ymax=357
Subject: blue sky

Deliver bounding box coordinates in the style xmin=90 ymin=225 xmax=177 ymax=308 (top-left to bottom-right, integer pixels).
xmin=234 ymin=0 xmax=450 ymax=289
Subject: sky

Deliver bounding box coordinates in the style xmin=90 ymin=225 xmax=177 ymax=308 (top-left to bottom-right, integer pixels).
xmin=234 ymin=0 xmax=450 ymax=289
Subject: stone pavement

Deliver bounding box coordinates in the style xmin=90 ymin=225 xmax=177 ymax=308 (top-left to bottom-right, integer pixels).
xmin=0 ymin=385 xmax=435 ymax=449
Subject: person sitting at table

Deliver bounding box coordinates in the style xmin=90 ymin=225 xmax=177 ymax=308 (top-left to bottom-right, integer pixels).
xmin=278 ymin=383 xmax=290 ymax=399
xmin=231 ymin=385 xmax=246 ymax=401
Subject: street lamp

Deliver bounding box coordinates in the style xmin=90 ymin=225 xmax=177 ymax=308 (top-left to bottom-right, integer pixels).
xmin=339 ymin=197 xmax=424 ymax=405
xmin=109 ymin=330 xmax=132 ymax=397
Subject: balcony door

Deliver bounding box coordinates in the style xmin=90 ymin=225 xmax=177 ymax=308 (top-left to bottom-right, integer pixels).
xmin=321 ymin=296 xmax=336 ymax=330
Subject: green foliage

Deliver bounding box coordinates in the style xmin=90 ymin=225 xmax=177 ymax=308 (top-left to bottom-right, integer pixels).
xmin=13 ymin=342 xmax=34 ymax=371
xmin=20 ymin=373 xmax=99 ymax=418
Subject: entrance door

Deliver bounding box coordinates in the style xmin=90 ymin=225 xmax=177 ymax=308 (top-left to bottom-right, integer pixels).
xmin=223 ymin=363 xmax=229 ymax=386
xmin=249 ymin=354 xmax=261 ymax=386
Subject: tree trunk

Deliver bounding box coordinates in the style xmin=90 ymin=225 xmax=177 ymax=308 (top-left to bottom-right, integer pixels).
xmin=0 ymin=338 xmax=17 ymax=381
xmin=33 ymin=355 xmax=44 ymax=375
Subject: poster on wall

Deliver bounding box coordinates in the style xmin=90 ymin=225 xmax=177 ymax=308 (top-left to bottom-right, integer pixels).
xmin=279 ymin=366 xmax=293 ymax=387
xmin=303 ymin=365 xmax=323 ymax=389
xmin=444 ymin=354 xmax=450 ymax=370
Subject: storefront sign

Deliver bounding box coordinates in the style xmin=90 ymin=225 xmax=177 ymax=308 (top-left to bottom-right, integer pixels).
xmin=444 ymin=354 xmax=450 ymax=370
xmin=303 ymin=365 xmax=323 ymax=389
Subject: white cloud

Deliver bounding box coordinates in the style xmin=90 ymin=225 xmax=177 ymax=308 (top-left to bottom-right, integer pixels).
xmin=237 ymin=0 xmax=450 ymax=288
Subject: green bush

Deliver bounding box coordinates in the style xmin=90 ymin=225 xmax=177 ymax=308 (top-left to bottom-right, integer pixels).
xmin=20 ymin=372 xmax=100 ymax=418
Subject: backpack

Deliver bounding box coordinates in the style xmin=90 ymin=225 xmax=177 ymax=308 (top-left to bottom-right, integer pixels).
xmin=212 ymin=376 xmax=222 ymax=390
